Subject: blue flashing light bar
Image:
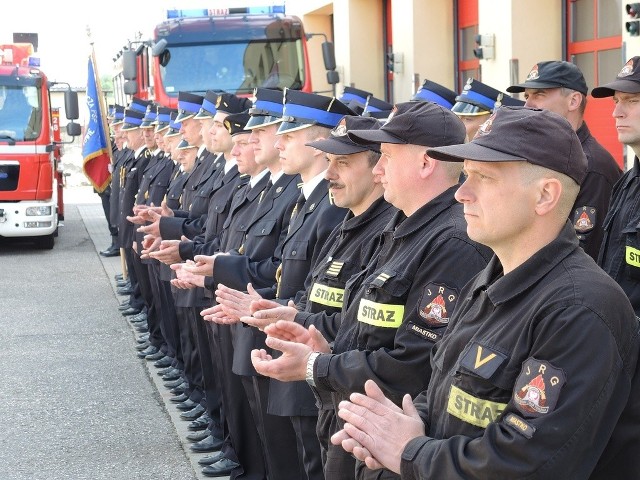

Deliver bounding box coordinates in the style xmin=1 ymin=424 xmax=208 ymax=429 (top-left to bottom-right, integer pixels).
xmin=167 ymin=5 xmax=285 ymax=18
xmin=28 ymin=56 xmax=40 ymax=67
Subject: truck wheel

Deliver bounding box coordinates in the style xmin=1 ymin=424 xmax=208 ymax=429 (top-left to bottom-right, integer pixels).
xmin=34 ymin=234 xmax=55 ymax=250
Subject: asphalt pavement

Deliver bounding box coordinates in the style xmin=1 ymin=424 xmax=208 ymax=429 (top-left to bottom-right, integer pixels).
xmin=0 ymin=186 xmax=227 ymax=480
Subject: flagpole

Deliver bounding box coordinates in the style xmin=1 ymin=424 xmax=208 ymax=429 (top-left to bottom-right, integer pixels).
xmin=87 ymin=26 xmax=114 ymax=163
xmin=87 ymin=26 xmax=127 ymax=280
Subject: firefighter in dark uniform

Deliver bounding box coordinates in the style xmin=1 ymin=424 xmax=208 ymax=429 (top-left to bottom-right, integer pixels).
xmin=251 ymin=101 xmax=492 ymax=480
xmin=153 ymin=93 xmax=251 ymax=463
xmin=139 ymin=92 xmax=218 ymax=428
xmin=332 ymin=107 xmax=640 ymax=480
xmin=129 ymin=104 xmax=177 ymax=367
xmin=217 ymin=89 xmax=354 ymax=480
xmin=174 ymin=112 xmax=270 ymax=478
xmin=507 ymin=60 xmax=622 ymax=260
xmin=594 ymin=56 xmax=640 ymax=315
xmin=117 ymin=101 xmax=151 ymax=320
xmin=179 ymin=87 xmax=303 ymax=478
xmin=100 ymin=104 xmax=125 ymax=257
xmin=243 ymin=114 xmax=396 ymax=479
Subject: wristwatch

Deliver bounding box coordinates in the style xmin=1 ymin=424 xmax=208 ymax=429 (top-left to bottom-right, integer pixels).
xmin=306 ymin=352 xmax=321 ymax=387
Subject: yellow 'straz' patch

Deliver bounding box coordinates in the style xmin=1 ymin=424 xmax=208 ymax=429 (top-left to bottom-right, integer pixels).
xmin=357 ymin=299 xmax=404 ymax=328
xmin=310 ymin=283 xmax=345 ymax=308
xmin=626 ymin=246 xmax=640 ymax=268
xmin=447 ymin=385 xmax=507 ymax=428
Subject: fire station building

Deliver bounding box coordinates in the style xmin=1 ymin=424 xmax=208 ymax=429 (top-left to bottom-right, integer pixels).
xmin=288 ymin=0 xmax=638 ymax=169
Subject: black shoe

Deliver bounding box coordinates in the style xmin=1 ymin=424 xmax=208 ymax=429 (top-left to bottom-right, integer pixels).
xmin=115 ymin=280 xmax=130 ymax=288
xmin=146 ymin=350 xmax=165 ymax=361
xmin=121 ymin=307 xmax=141 ymax=316
xmin=135 ymin=324 xmax=148 ymax=333
xmin=170 ymin=392 xmax=189 ymax=403
xmin=164 ymin=377 xmax=184 ymax=388
xmin=115 ymin=273 xmax=124 ymax=281
xmin=180 ymin=404 xmax=205 ymax=420
xmin=198 ymin=451 xmax=225 ymax=466
xmin=176 ymin=399 xmax=198 ymax=411
xmin=137 ymin=333 xmax=149 ymax=343
xmin=129 ymin=313 xmax=147 ymax=324
xmin=136 ymin=345 xmax=159 ymax=359
xmin=190 ymin=434 xmax=223 ymax=453
xmin=135 ymin=341 xmax=150 ymax=351
xmin=158 ymin=366 xmax=176 ymax=376
xmin=201 ymin=457 xmax=240 ymax=477
xmin=117 ymin=287 xmax=134 ymax=296
xmin=169 ymin=383 xmax=187 ymax=395
xmin=187 ymin=415 xmax=210 ymax=431
xmin=100 ymin=245 xmax=120 ymax=257
xmin=118 ymin=303 xmax=131 ymax=311
xmin=154 ymin=357 xmax=173 ymax=368
xmin=161 ymin=369 xmax=182 ymax=381
xmin=186 ymin=428 xmax=211 ymax=442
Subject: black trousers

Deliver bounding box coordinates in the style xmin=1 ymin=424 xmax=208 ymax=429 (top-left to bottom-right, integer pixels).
xmin=210 ymin=323 xmax=266 ymax=479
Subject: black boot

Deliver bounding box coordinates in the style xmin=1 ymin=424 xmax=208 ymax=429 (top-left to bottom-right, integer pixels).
xmin=100 ymin=236 xmax=120 ymax=257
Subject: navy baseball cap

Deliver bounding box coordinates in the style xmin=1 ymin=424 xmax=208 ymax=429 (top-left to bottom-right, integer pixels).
xmin=412 ymin=79 xmax=457 ymax=109
xmin=507 ymin=61 xmax=588 ymax=96
xmin=348 ymin=101 xmax=466 ymax=148
xmin=306 ymin=115 xmax=381 ymax=155
xmin=427 ymin=106 xmax=587 ymax=185
xmin=277 ymin=90 xmax=355 ymax=134
xmin=592 ymin=57 xmax=640 ymax=98
xmin=175 ymin=92 xmax=204 ymax=122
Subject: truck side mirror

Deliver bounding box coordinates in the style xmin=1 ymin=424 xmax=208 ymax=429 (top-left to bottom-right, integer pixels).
xmin=64 ymin=90 xmax=79 ymax=120
xmin=123 ymin=80 xmax=138 ymax=95
xmin=66 ymin=121 xmax=81 ymax=137
xmin=122 ymin=50 xmax=138 ymax=80
xmin=151 ymin=39 xmax=168 ymax=57
xmin=321 ymin=41 xmax=337 ymax=71
xmin=326 ymin=70 xmax=339 ymax=85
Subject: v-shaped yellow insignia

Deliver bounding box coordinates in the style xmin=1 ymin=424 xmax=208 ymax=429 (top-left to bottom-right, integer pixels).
xmin=474 ymin=346 xmax=496 ymax=369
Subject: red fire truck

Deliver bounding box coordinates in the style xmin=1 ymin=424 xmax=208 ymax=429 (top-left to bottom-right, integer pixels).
xmin=0 ymin=42 xmax=80 ymax=249
xmin=113 ymin=5 xmax=338 ymax=107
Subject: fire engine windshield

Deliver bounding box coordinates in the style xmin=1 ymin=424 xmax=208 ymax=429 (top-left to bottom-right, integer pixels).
xmin=0 ymin=84 xmax=41 ymax=141
xmin=159 ymin=39 xmax=305 ymax=96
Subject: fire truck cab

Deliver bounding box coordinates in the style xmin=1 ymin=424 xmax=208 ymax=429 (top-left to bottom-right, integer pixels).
xmin=113 ymin=5 xmax=339 ymax=107
xmin=0 ymin=42 xmax=80 ymax=249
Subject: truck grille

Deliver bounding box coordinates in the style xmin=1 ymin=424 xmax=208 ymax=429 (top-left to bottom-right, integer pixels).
xmin=0 ymin=162 xmax=19 ymax=191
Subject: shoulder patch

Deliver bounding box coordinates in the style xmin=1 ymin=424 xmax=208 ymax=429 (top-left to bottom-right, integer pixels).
xmin=572 ymin=206 xmax=596 ymax=233
xmin=417 ymin=283 xmax=458 ymax=327
xmin=514 ymin=358 xmax=566 ymax=418
xmin=459 ymin=342 xmax=507 ymax=379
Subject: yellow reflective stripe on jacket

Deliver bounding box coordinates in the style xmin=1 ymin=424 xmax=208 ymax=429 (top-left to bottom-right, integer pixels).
xmin=310 ymin=283 xmax=345 ymax=308
xmin=357 ymin=299 xmax=404 ymax=328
